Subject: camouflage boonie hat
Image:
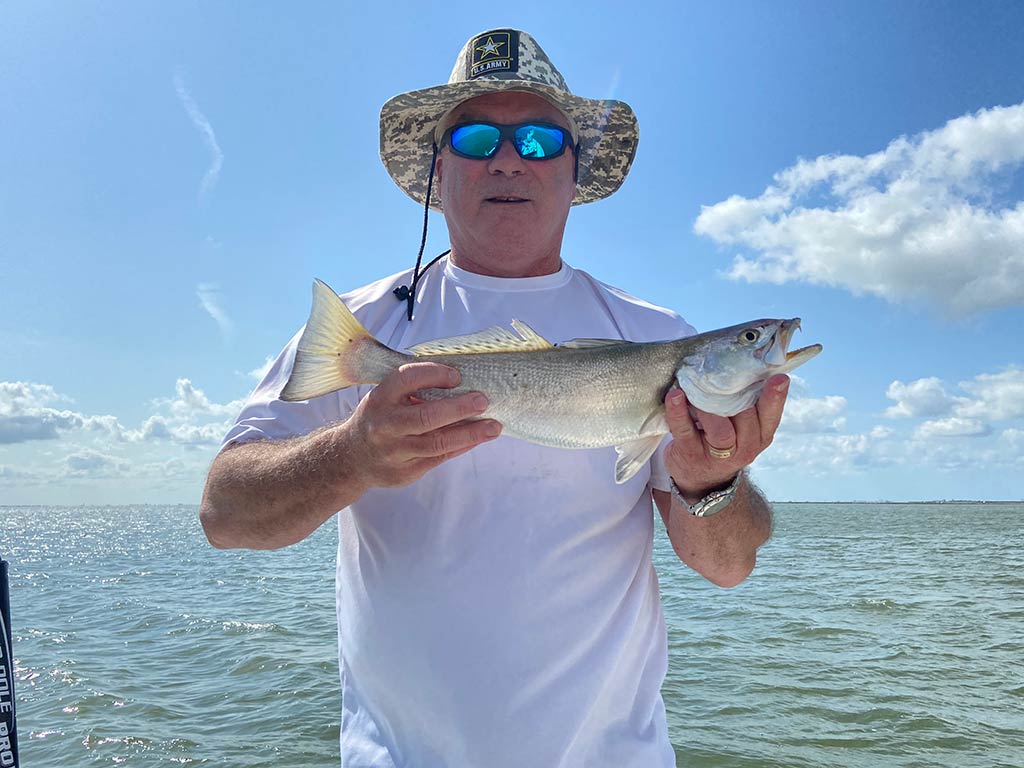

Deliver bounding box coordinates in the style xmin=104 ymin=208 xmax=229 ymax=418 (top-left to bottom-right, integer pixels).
xmin=380 ymin=28 xmax=639 ymax=211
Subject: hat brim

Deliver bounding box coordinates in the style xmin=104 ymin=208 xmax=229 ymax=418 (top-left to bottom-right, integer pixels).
xmin=380 ymin=79 xmax=638 ymax=212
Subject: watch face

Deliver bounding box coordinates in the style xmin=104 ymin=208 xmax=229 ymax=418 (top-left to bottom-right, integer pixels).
xmin=672 ymin=473 xmax=742 ymax=517
xmin=694 ymin=489 xmax=735 ymax=517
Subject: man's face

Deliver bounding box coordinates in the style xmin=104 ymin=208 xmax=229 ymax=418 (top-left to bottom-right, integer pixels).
xmin=435 ymin=91 xmax=577 ymax=277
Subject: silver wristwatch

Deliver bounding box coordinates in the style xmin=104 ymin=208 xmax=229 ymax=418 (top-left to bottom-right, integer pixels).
xmin=669 ymin=472 xmax=742 ymax=517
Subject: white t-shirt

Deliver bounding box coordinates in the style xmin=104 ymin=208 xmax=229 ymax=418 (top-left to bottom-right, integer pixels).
xmin=223 ymin=258 xmax=695 ymax=767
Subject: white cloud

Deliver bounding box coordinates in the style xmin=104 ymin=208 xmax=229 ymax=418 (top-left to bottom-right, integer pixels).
xmin=694 ymin=102 xmax=1024 ymax=315
xmin=64 ymin=449 xmax=129 ymax=478
xmin=0 ymin=375 xmax=251 ymax=499
xmin=1 ymin=376 xmax=243 ymax=482
xmin=887 ymin=368 xmax=1024 ymax=437
xmin=197 ymin=283 xmax=233 ymax=341
xmin=0 ymin=381 xmax=125 ymax=444
xmin=781 ymin=395 xmax=847 ymax=433
xmin=157 ymin=378 xmax=244 ymax=421
xmin=756 ymin=364 xmax=1023 ymax=482
xmin=1001 ymin=429 xmax=1024 ymax=465
xmin=957 ymin=368 xmax=1024 ymax=421
xmin=174 ymin=73 xmax=223 ymax=202
xmin=2 ymin=449 xmax=213 ymax=490
xmin=133 ymin=457 xmax=193 ymax=482
xmin=130 ymin=414 xmax=227 ymax=448
xmin=165 ymin=422 xmax=230 ymax=447
xmin=884 ymin=377 xmax=964 ymax=418
xmin=127 ymin=378 xmax=242 ymax=447
xmin=0 ymin=464 xmax=35 ymax=482
xmin=138 ymin=414 xmax=173 ymax=441
xmin=755 ymin=431 xmax=878 ymax=474
xmin=0 ymin=382 xmax=65 ymax=409
xmin=915 ymin=417 xmax=990 ymax=439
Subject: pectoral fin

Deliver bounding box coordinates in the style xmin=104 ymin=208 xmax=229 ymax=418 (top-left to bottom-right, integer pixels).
xmin=639 ymin=406 xmax=668 ymax=436
xmin=614 ymin=435 xmax=665 ymax=484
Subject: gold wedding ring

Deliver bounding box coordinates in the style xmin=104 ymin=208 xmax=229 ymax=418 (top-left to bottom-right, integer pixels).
xmin=708 ymin=445 xmax=736 ymax=460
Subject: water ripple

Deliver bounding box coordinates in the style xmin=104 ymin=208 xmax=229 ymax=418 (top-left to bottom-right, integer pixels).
xmin=5 ymin=502 xmax=1024 ymax=766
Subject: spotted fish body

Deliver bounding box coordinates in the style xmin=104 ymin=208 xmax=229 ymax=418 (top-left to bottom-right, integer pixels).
xmin=412 ymin=341 xmax=685 ymax=449
xmin=281 ymin=280 xmax=822 ymax=483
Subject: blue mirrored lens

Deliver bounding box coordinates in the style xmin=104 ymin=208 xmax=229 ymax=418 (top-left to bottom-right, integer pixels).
xmin=450 ymin=124 xmax=501 ymax=157
xmin=514 ymin=125 xmax=566 ymax=158
xmin=447 ymin=123 xmax=570 ymax=160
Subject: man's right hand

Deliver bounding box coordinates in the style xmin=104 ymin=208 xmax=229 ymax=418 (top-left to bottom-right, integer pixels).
xmin=200 ymin=362 xmax=501 ymax=550
xmin=347 ymin=362 xmax=502 ymax=489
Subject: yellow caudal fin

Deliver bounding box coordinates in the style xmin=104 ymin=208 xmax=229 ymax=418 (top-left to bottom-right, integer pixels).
xmin=279 ymin=279 xmax=403 ymax=402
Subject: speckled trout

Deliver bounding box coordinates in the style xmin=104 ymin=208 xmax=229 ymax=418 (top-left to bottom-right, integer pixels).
xmin=281 ymin=279 xmax=822 ymax=483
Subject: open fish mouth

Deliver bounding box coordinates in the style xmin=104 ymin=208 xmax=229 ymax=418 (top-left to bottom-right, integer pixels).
xmin=786 ymin=345 xmax=819 ymax=361
xmin=768 ymin=318 xmax=822 ymax=371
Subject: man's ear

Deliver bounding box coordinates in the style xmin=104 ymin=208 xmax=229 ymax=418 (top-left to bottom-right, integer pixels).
xmin=434 ymin=153 xmax=444 ymax=186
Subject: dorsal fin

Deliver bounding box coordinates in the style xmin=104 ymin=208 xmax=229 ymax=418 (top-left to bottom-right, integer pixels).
xmin=407 ymin=320 xmax=554 ymax=356
xmin=558 ymin=338 xmax=632 ymax=350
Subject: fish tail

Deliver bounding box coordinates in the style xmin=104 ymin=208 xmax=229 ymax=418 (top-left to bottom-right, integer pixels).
xmin=280 ymin=279 xmax=404 ymax=402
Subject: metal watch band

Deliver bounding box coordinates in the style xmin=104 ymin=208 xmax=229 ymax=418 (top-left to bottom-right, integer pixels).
xmin=669 ymin=472 xmax=742 ymax=517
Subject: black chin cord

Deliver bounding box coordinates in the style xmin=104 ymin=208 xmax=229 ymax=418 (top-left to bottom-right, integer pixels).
xmin=393 ymin=142 xmax=449 ymax=321
xmin=393 ymin=138 xmax=582 ymax=321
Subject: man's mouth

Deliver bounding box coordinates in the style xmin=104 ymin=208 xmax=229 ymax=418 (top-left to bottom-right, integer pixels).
xmin=486 ymin=196 xmax=530 ymax=203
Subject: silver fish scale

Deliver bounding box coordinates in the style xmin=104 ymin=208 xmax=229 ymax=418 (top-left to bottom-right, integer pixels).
xmin=282 ymin=281 xmax=824 ymax=485
xmin=413 ymin=340 xmax=691 ymax=449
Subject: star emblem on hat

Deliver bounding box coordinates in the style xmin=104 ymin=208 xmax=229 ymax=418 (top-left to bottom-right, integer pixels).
xmin=475 ymin=36 xmax=504 ymax=59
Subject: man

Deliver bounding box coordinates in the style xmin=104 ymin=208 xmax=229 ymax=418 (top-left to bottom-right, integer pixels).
xmin=201 ymin=29 xmax=785 ymax=767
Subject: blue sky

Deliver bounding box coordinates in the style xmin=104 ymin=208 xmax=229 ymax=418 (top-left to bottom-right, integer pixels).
xmin=2 ymin=0 xmax=1023 ymax=504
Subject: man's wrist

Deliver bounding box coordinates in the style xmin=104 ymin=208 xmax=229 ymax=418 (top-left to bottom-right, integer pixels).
xmin=668 ymin=472 xmax=743 ymax=517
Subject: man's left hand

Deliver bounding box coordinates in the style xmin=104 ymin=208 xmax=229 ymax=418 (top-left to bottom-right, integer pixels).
xmin=663 ymin=374 xmax=790 ymax=500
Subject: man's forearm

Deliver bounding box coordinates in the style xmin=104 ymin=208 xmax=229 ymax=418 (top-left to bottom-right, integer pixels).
xmin=655 ymin=475 xmax=773 ymax=588
xmin=201 ymin=363 xmax=502 ymax=551
xmin=200 ymin=422 xmax=367 ymax=551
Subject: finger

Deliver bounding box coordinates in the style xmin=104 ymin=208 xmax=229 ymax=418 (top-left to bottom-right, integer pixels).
xmin=403 ymin=430 xmax=501 ymax=479
xmin=406 ymin=418 xmax=503 ymax=458
xmin=402 ymin=391 xmax=490 ymax=435
xmin=664 ymin=388 xmax=717 ymax=473
xmin=378 ymin=362 xmax=461 ymax=402
xmin=756 ymin=374 xmax=790 ymax=445
xmin=402 ymin=441 xmax=483 ymax=481
xmin=730 ymin=404 xmax=761 ymax=459
xmin=436 ymin=442 xmax=485 ymax=465
xmin=664 ymin=387 xmax=700 ymax=444
xmin=691 ymin=408 xmax=736 ymax=455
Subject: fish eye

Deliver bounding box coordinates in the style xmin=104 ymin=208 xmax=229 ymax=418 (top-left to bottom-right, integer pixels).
xmin=739 ymin=329 xmax=761 ymax=344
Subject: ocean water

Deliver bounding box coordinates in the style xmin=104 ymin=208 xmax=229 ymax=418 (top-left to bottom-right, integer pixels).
xmin=3 ymin=502 xmax=1023 ymax=767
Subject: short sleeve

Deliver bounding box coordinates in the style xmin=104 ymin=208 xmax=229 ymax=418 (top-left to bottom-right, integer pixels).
xmin=220 ymin=329 xmax=358 ymax=450
xmin=647 ymin=436 xmax=674 ymax=493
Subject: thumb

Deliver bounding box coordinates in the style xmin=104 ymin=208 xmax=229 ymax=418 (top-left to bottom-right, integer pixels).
xmin=664 ymin=386 xmax=697 ymax=437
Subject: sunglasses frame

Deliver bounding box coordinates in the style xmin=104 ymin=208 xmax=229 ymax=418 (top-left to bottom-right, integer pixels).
xmin=441 ymin=121 xmax=575 ymax=161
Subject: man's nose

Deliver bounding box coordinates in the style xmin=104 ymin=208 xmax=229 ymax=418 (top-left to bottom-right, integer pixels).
xmin=486 ymin=138 xmax=526 ymax=175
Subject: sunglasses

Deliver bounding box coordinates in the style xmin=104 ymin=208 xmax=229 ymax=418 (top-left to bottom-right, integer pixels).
xmin=442 ymin=121 xmax=574 ymax=160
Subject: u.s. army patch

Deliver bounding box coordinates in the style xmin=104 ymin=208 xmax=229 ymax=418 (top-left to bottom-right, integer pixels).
xmin=468 ymin=30 xmax=519 ymax=79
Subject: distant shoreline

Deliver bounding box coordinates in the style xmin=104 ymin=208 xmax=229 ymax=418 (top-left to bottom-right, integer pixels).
xmin=776 ymin=500 xmax=1023 ymax=505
